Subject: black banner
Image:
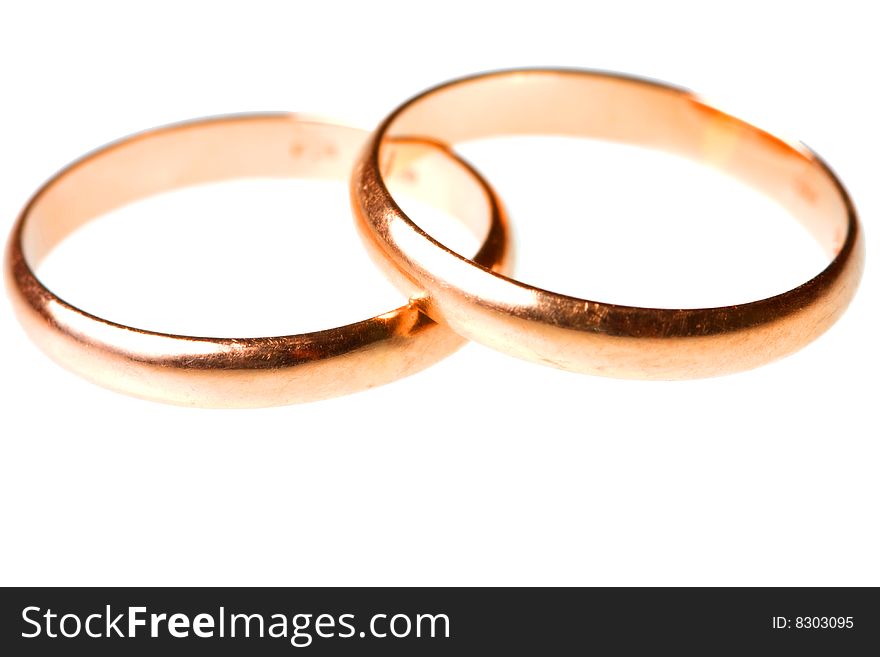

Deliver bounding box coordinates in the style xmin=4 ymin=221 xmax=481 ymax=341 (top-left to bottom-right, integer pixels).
xmin=1 ymin=587 xmax=877 ymax=654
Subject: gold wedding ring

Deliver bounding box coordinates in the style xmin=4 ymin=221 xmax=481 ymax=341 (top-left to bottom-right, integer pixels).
xmin=5 ymin=114 xmax=511 ymax=406
xmin=6 ymin=70 xmax=865 ymax=406
xmin=352 ymin=69 xmax=864 ymax=379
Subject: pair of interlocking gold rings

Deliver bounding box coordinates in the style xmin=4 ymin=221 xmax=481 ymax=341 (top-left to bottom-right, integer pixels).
xmin=5 ymin=69 xmax=865 ymax=407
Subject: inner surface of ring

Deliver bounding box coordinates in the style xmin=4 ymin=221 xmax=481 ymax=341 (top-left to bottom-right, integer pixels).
xmin=381 ymin=72 xmax=848 ymax=259
xmin=23 ymin=116 xmax=493 ymax=269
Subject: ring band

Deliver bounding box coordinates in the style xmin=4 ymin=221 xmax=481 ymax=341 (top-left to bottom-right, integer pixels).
xmin=352 ymin=69 xmax=865 ymax=379
xmin=5 ymin=114 xmax=511 ymax=406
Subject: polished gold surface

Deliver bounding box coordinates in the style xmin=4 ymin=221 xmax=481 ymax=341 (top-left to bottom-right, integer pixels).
xmin=352 ymin=69 xmax=864 ymax=379
xmin=5 ymin=114 xmax=511 ymax=406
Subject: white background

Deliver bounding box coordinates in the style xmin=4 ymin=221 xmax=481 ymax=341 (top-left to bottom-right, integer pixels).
xmin=1 ymin=0 xmax=877 ymax=586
